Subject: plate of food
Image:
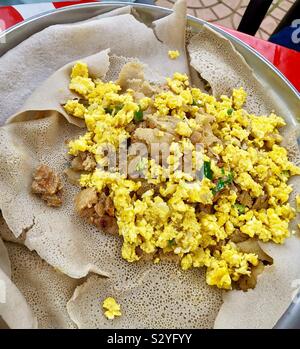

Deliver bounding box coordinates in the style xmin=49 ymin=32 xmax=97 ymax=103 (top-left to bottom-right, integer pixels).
xmin=0 ymin=0 xmax=300 ymax=329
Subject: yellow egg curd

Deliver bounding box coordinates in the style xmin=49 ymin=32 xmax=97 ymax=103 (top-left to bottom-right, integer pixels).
xmin=64 ymin=61 xmax=300 ymax=290
xmin=103 ymin=297 xmax=122 ymax=320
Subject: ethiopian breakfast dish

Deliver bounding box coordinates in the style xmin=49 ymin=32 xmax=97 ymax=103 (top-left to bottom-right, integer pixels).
xmin=0 ymin=0 xmax=300 ymax=329
xmin=61 ymin=61 xmax=299 ymax=291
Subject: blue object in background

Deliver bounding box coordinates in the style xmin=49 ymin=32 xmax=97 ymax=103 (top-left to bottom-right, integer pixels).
xmin=135 ymin=0 xmax=154 ymax=3
xmin=269 ymin=21 xmax=300 ymax=52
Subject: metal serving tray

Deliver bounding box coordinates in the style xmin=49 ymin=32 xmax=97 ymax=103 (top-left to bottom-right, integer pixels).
xmin=0 ymin=2 xmax=299 ymax=329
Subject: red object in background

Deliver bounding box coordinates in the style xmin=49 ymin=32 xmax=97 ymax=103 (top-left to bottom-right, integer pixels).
xmin=0 ymin=6 xmax=24 ymax=29
xmin=222 ymin=27 xmax=300 ymax=93
xmin=53 ymin=1 xmax=98 ymax=9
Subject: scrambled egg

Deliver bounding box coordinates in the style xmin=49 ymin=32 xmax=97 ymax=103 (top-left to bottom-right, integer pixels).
xmin=168 ymin=50 xmax=180 ymax=60
xmin=103 ymin=297 xmax=122 ymax=320
xmin=65 ymin=62 xmax=300 ymax=290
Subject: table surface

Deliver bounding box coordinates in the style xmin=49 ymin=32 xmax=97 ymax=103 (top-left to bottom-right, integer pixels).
xmin=0 ymin=0 xmax=299 ymax=92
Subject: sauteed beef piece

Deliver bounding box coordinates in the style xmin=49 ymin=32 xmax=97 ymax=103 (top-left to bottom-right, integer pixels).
xmin=32 ymin=165 xmax=63 ymax=207
xmin=75 ymin=187 xmax=118 ymax=235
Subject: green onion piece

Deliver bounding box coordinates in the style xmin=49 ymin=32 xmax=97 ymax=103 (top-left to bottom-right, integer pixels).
xmin=168 ymin=239 xmax=176 ymax=247
xmin=192 ymin=99 xmax=203 ymax=106
xmin=104 ymin=107 xmax=113 ymax=115
xmin=134 ymin=107 xmax=143 ymax=122
xmin=114 ymin=104 xmax=123 ymax=114
xmin=212 ymin=180 xmax=225 ymax=195
xmin=227 ymin=108 xmax=233 ymax=116
xmin=211 ymin=171 xmax=234 ymax=195
xmin=204 ymin=161 xmax=213 ymax=180
xmin=234 ymin=203 xmax=245 ymax=214
xmin=224 ymin=171 xmax=234 ymax=184
xmin=105 ymin=104 xmax=123 ymax=116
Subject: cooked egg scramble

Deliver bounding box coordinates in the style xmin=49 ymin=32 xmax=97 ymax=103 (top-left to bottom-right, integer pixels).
xmin=103 ymin=297 xmax=122 ymax=319
xmin=64 ymin=61 xmax=300 ymax=290
xmin=168 ymin=50 xmax=180 ymax=60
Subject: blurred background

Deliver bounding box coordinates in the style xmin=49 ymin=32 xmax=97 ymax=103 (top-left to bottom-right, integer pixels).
xmin=0 ymin=0 xmax=299 ymax=49
xmin=155 ymin=0 xmax=295 ymax=40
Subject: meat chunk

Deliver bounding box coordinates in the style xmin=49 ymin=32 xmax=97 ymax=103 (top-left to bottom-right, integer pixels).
xmin=64 ymin=168 xmax=82 ymax=186
xmin=125 ymin=121 xmax=148 ymax=134
xmin=212 ymin=189 xmax=227 ymax=203
xmin=132 ymin=127 xmax=177 ymax=146
xmin=71 ymin=152 xmax=96 ymax=172
xmin=190 ymin=131 xmax=202 ymax=145
xmin=136 ymin=182 xmax=157 ymax=197
xmin=190 ymin=128 xmax=220 ymax=147
xmin=195 ymin=113 xmax=215 ymax=125
xmin=236 ymin=261 xmax=265 ymax=291
xmin=190 ymin=114 xmax=221 ymax=147
xmin=237 ymin=190 xmax=253 ymax=208
xmin=229 ymin=230 xmax=249 ymax=243
xmin=197 ymin=203 xmax=213 ymax=214
xmin=145 ymin=115 xmax=179 ymax=135
xmin=74 ymin=187 xmax=118 ymax=235
xmin=236 ymin=239 xmax=273 ymax=264
xmin=140 ymin=81 xmax=157 ymax=97
xmin=135 ymin=245 xmax=157 ymax=261
xmin=234 ymin=239 xmax=272 ymax=291
xmin=65 ymin=152 xmax=96 ymax=186
xmin=32 ymin=165 xmax=62 ymax=195
xmin=92 ymin=215 xmax=118 ymax=235
xmin=40 ymin=194 xmax=63 ymax=207
xmin=96 ymin=193 xmax=115 ymax=217
xmin=252 ymin=194 xmax=268 ymax=210
xmin=32 ymin=165 xmax=63 ymax=207
xmin=117 ymin=62 xmax=144 ymax=91
xmin=117 ymin=62 xmax=157 ymax=98
xmin=75 ymin=187 xmax=98 ymax=216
